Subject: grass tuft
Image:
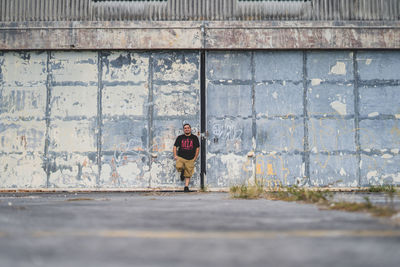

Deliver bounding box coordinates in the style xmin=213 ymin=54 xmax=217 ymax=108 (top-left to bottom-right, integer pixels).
xmin=367 ymin=185 xmax=396 ymax=193
xmin=328 ymin=197 xmax=397 ymax=217
xmin=230 ymin=181 xmax=265 ymax=199
xmin=199 ymin=185 xmax=209 ymax=193
xmin=264 ymin=186 xmax=332 ymax=205
xmin=230 ymin=183 xmax=399 ymax=218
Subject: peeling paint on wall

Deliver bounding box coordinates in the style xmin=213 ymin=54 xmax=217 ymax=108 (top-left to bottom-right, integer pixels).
xmin=51 ymin=86 xmax=98 ymax=118
xmin=0 ymin=51 xmax=48 ymax=188
xmin=0 ymin=121 xmax=46 ymax=153
xmin=330 ymin=101 xmax=347 ymax=116
xmin=329 ymin=62 xmax=347 ymax=76
xmin=99 ymin=51 xmax=200 ymax=189
xmin=0 ymin=153 xmax=46 ymax=188
xmin=1 ymin=50 xmax=400 ymax=189
xmin=207 ymin=50 xmax=400 ymax=188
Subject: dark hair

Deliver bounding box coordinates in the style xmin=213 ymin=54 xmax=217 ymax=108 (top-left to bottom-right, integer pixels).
xmin=183 ymin=123 xmax=191 ymax=128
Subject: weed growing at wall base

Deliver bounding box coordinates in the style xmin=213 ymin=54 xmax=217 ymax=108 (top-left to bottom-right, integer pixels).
xmin=327 ymin=199 xmax=397 ymax=217
xmin=366 ymin=184 xmax=396 ymax=193
xmin=199 ymin=185 xmax=209 ymax=193
xmin=230 ymin=180 xmax=265 ymax=199
xmin=230 ymin=183 xmax=399 ymax=218
xmin=265 ymin=186 xmax=332 ymax=205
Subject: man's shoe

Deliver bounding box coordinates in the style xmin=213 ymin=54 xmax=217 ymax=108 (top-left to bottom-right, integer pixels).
xmin=180 ymin=171 xmax=185 ymax=181
xmin=184 ymin=186 xmax=190 ymax=192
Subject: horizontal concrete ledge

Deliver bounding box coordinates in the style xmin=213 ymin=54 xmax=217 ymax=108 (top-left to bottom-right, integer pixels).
xmin=1 ymin=21 xmax=400 ymax=50
xmin=0 ymin=188 xmax=202 ymax=193
xmin=0 ymin=187 xmax=378 ymax=193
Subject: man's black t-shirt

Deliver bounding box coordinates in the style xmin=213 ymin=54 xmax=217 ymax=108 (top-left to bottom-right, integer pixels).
xmin=174 ymin=134 xmax=200 ymax=160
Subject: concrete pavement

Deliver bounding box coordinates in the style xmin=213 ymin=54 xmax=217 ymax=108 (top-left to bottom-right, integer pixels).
xmin=1 ymin=192 xmax=399 ymax=267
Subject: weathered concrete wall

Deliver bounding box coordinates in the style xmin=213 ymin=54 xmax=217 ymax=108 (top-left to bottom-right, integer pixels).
xmin=206 ymin=50 xmax=400 ymax=188
xmin=1 ymin=21 xmax=400 ymax=50
xmin=1 ymin=50 xmax=399 ymax=189
xmin=0 ymin=50 xmax=200 ymax=189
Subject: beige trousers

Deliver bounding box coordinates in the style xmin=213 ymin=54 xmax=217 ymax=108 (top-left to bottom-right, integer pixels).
xmin=176 ymin=156 xmax=195 ymax=178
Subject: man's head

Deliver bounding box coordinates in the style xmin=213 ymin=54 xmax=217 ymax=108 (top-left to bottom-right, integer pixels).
xmin=183 ymin=123 xmax=191 ymax=135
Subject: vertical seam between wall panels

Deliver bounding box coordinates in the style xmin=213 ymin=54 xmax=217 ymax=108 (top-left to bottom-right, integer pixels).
xmin=147 ymin=53 xmax=154 ymax=188
xmin=201 ymin=22 xmax=207 ymax=188
xmin=44 ymin=50 xmax=52 ymax=188
xmin=97 ymin=50 xmax=103 ymax=187
xmin=200 ymin=50 xmax=206 ymax=189
xmin=303 ymin=51 xmax=310 ymax=185
xmin=251 ymin=51 xmax=256 ymax=182
xmin=353 ymin=51 xmax=361 ymax=186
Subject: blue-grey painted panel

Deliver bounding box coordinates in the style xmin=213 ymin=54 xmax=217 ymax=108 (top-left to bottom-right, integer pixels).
xmin=310 ymin=154 xmax=358 ymax=187
xmin=206 ymin=153 xmax=250 ymax=187
xmin=49 ymin=51 xmax=98 ymax=121
xmin=102 ymin=51 xmax=149 ymax=83
xmin=255 ymin=82 xmax=303 ymax=117
xmin=0 ymin=52 xmax=47 ymax=87
xmin=358 ymin=51 xmax=400 ymax=81
xmin=207 ymin=84 xmax=252 ymax=118
xmin=153 ymin=51 xmax=199 ymax=82
xmin=0 ymin=52 xmax=47 ymax=119
xmin=48 ymin=120 xmax=98 ymax=188
xmin=101 ymin=51 xmax=150 ymax=119
xmin=0 ymin=85 xmax=47 ymax=119
xmin=360 ymin=154 xmax=400 ymax=186
xmin=47 ymin=51 xmax=100 ymax=187
xmin=51 ymin=51 xmax=98 ymax=84
xmin=0 ymin=121 xmax=46 ymax=153
xmin=51 ymin=85 xmax=98 ymax=119
xmin=307 ymin=51 xmax=354 ymax=82
xmin=254 ymin=51 xmax=303 ymax=81
xmin=153 ymin=84 xmax=199 ymax=118
xmin=207 ymin=52 xmax=252 ymax=81
xmin=309 ymin=118 xmax=356 ymax=152
xmin=102 ymin=119 xmax=147 ymax=152
xmin=0 ymin=153 xmax=47 ymax=188
xmin=100 ymin=118 xmax=150 ymax=186
xmin=49 ymin=51 xmax=98 ymax=153
xmin=47 ymin=152 xmax=98 ymax=188
xmin=308 ymin=83 xmax=354 ymax=117
xmin=255 ymin=153 xmax=304 ymax=186
xmin=0 ymin=52 xmax=3 ymax=81
xmin=256 ymin=118 xmax=303 ymax=153
xmin=0 ymin=52 xmax=48 ymax=188
xmin=359 ymin=85 xmax=400 ymax=117
xmin=359 ymin=120 xmax=400 ymax=151
xmin=102 ymin=84 xmax=149 ymax=118
xmin=100 ymin=152 xmax=150 ymax=188
xmin=0 ymin=51 xmax=48 ymax=188
xmin=207 ymin=117 xmax=252 ymax=154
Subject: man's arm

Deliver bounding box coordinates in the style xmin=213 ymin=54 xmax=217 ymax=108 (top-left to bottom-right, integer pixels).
xmin=193 ymin=147 xmax=200 ymax=161
xmin=173 ymin=146 xmax=178 ymax=160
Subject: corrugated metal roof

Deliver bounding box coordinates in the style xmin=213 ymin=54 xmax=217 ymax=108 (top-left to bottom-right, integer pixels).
xmin=0 ymin=0 xmax=399 ymax=22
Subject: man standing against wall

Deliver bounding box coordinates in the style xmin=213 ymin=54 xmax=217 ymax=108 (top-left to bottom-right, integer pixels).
xmin=173 ymin=123 xmax=200 ymax=192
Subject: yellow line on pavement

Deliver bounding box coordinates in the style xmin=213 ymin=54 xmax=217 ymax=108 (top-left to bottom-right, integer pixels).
xmin=29 ymin=229 xmax=400 ymax=239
